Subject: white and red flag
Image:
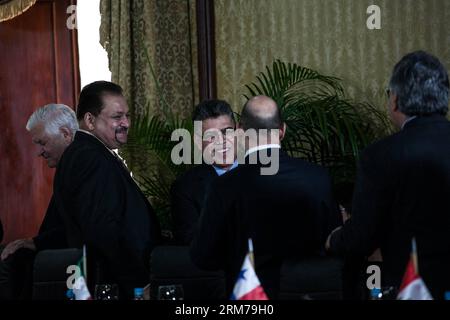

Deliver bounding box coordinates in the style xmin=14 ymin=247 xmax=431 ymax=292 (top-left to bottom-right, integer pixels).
xmin=397 ymin=238 xmax=433 ymax=300
xmin=230 ymin=239 xmax=269 ymax=300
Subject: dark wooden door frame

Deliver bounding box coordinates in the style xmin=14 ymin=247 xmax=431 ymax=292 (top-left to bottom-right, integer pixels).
xmin=196 ymin=0 xmax=216 ymax=101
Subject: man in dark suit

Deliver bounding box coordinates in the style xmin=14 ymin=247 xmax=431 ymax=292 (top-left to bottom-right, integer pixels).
xmin=327 ymin=51 xmax=450 ymax=299
xmin=53 ymin=81 xmax=161 ymax=299
xmin=170 ymin=100 xmax=237 ymax=245
xmin=190 ymin=96 xmax=339 ymax=299
xmin=0 ymin=104 xmax=77 ymax=299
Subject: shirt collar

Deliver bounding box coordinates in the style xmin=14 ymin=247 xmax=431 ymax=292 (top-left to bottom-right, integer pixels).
xmin=213 ymin=159 xmax=238 ymax=176
xmin=77 ymin=129 xmax=118 ymax=156
xmin=401 ymin=116 xmax=418 ymax=130
xmin=245 ymin=144 xmax=281 ymax=158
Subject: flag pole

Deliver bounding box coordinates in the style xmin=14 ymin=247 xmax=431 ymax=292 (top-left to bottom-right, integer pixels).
xmin=83 ymin=245 xmax=88 ymax=283
xmin=248 ymin=239 xmax=254 ymax=268
xmin=412 ymin=238 xmax=418 ymax=274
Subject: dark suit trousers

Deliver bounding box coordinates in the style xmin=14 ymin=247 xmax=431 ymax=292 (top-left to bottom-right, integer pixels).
xmin=0 ymin=246 xmax=36 ymax=300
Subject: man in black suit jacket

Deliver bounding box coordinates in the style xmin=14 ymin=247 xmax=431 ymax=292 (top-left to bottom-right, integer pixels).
xmin=190 ymin=96 xmax=339 ymax=299
xmin=0 ymin=104 xmax=77 ymax=299
xmin=171 ymin=100 xmax=237 ymax=245
xmin=327 ymin=51 xmax=450 ymax=299
xmin=53 ymin=81 xmax=161 ymax=299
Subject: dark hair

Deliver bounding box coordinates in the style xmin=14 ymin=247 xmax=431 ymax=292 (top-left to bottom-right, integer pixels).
xmin=389 ymin=51 xmax=449 ymax=116
xmin=240 ymin=100 xmax=283 ymax=130
xmin=76 ymin=81 xmax=124 ymax=121
xmin=192 ymin=99 xmax=235 ymax=124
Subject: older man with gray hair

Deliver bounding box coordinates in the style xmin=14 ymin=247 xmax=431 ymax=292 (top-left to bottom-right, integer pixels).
xmin=0 ymin=103 xmax=78 ymax=299
xmin=327 ymin=51 xmax=450 ymax=299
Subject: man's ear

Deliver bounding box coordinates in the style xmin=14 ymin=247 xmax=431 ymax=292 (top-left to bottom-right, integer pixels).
xmin=83 ymin=112 xmax=96 ymax=131
xmin=279 ymin=123 xmax=287 ymax=141
xmin=59 ymin=126 xmax=72 ymax=143
xmin=391 ymin=94 xmax=399 ymax=112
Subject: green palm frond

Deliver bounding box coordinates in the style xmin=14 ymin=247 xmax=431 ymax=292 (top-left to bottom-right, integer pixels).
xmin=244 ymin=60 xmax=344 ymax=107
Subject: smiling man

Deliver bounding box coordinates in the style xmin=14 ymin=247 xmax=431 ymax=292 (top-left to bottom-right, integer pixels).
xmin=170 ymin=100 xmax=238 ymax=245
xmin=53 ymin=81 xmax=161 ymax=299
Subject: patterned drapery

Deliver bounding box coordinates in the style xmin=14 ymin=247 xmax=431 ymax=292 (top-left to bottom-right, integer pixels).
xmin=215 ymin=0 xmax=450 ymax=112
xmin=100 ymin=0 xmax=197 ymax=118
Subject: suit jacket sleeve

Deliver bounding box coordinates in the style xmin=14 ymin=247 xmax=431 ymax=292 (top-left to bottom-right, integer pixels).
xmin=33 ymin=227 xmax=67 ymax=251
xmin=330 ymin=147 xmax=393 ymax=256
xmin=317 ymin=168 xmax=341 ymax=244
xmin=190 ymin=185 xmax=227 ymax=270
xmin=33 ymin=196 xmax=67 ymax=251
xmin=287 ymin=166 xmax=340 ymax=255
xmin=170 ymin=179 xmax=200 ymax=245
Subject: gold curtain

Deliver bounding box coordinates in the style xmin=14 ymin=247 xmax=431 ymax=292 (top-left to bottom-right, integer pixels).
xmin=215 ymin=0 xmax=450 ymax=112
xmin=100 ymin=0 xmax=196 ymax=118
xmin=0 ymin=0 xmax=36 ymax=22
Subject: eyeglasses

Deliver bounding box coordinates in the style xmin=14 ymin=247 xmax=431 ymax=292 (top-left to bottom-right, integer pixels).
xmin=385 ymin=88 xmax=391 ymax=98
xmin=386 ymin=88 xmax=395 ymax=99
xmin=202 ymin=127 xmax=235 ymax=141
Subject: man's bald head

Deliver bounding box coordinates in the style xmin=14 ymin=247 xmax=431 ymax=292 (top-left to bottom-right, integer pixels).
xmin=240 ymin=95 xmax=283 ymax=130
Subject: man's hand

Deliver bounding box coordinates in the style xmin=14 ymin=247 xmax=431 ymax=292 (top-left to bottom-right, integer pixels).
xmin=325 ymin=226 xmax=342 ymax=251
xmin=1 ymin=238 xmax=36 ymax=260
xmin=325 ymin=205 xmax=351 ymax=251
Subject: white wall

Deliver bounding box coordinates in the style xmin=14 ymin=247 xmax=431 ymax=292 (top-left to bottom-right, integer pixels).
xmin=77 ymin=0 xmax=111 ymax=89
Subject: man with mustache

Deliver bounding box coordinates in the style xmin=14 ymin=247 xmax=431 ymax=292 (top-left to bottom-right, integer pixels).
xmin=53 ymin=81 xmax=161 ymax=299
xmin=170 ymin=100 xmax=237 ymax=245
